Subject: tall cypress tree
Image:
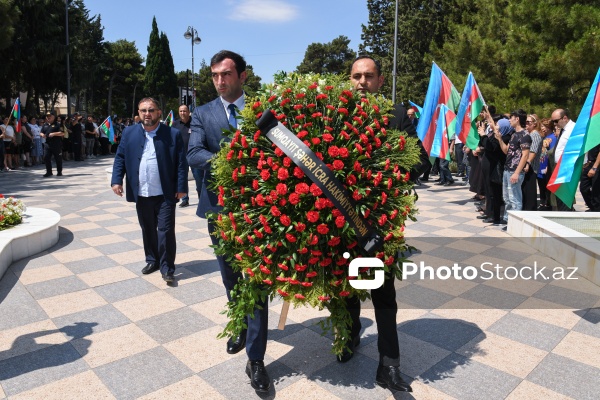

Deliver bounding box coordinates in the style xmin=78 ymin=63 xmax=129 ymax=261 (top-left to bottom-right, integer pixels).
xmin=144 ymin=17 xmax=162 ymax=103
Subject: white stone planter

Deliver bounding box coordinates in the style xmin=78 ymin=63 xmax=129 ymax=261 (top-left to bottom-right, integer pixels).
xmin=0 ymin=208 xmax=60 ymax=280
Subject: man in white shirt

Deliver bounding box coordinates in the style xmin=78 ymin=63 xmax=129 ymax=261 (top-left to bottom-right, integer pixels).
xmin=550 ymin=108 xmax=576 ymax=210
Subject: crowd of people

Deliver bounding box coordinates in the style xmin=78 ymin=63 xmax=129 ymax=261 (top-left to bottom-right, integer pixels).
xmin=415 ymin=106 xmax=600 ymax=231
xmin=0 ymin=112 xmax=141 ymax=175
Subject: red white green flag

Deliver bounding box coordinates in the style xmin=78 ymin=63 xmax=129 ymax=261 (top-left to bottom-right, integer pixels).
xmin=456 ymin=72 xmax=486 ymax=150
xmin=11 ymin=98 xmax=21 ymax=133
xmin=99 ymin=116 xmax=115 ymax=144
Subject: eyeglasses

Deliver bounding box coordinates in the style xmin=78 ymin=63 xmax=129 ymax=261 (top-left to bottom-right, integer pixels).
xmin=551 ymin=119 xmax=561 ymax=124
xmin=139 ymin=109 xmax=157 ymax=114
xmin=526 ymin=120 xmax=533 ymax=124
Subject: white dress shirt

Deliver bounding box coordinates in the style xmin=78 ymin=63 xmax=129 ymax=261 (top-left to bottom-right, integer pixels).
xmin=554 ymin=119 xmax=575 ymax=163
xmin=221 ymin=94 xmax=245 ymax=126
xmin=138 ymin=127 xmax=163 ymax=197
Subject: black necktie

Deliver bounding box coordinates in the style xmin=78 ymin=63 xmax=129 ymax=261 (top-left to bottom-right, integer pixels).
xmin=228 ymin=104 xmax=237 ymax=129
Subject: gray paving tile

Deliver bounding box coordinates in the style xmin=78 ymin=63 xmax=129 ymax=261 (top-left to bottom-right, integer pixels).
xmin=25 ymin=275 xmax=89 ymax=300
xmin=92 ymin=218 xmax=136 ymax=228
xmin=420 ymin=353 xmax=521 ymax=400
xmin=480 ymin=246 xmax=532 ymax=264
xmin=52 ymin=305 xmax=130 ymax=339
xmin=0 ymin=343 xmax=89 ymax=396
xmin=175 ymin=230 xmax=210 ymax=242
xmin=266 ymin=310 xmax=306 ymax=342
xmin=94 ymin=347 xmax=193 ymax=400
xmin=164 ymin=279 xmax=224 ymax=306
xmin=137 ymin=307 xmax=215 ymax=344
xmin=273 ymin=328 xmax=337 ymax=376
xmin=8 ymin=252 xmax=56 ymax=272
xmin=487 ymin=313 xmax=568 ymax=351
xmin=63 ymin=257 xmax=119 ymax=275
xmin=311 ymin=353 xmax=395 ymax=399
xmin=572 ymin=308 xmax=600 ymax=339
xmin=395 ymin=284 xmax=455 ymax=309
xmin=459 ymin=284 xmax=528 ymax=309
xmin=0 ymin=281 xmax=48 ymax=331
xmin=94 ymin=240 xmax=142 ymax=255
xmin=533 ymin=284 xmax=600 ymax=310
xmin=398 ymin=316 xmax=483 ymax=352
xmin=179 ymin=259 xmax=221 ymax=278
xmin=425 ymin=246 xmax=476 ymax=263
xmin=527 ymin=353 xmax=600 ymax=400
xmin=71 ymin=228 xmax=114 ymax=239
xmin=94 ymin=277 xmax=158 ymax=303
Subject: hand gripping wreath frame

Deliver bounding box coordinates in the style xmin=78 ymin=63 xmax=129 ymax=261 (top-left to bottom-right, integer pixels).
xmin=255 ymin=110 xmax=384 ymax=327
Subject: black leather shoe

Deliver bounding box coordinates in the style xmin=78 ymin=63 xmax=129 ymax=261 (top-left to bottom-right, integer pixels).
xmin=476 ymin=215 xmax=489 ymax=219
xmin=483 ymin=217 xmax=495 ymax=223
xmin=162 ymin=273 xmax=175 ymax=283
xmin=443 ymin=181 xmax=454 ymax=186
xmin=179 ymin=199 xmax=189 ymax=208
xmin=57 ymin=172 xmax=63 ymax=176
xmin=141 ymin=263 xmax=159 ymax=275
xmin=376 ymin=365 xmax=413 ymax=392
xmin=227 ymin=330 xmax=247 ymax=354
xmin=246 ymin=360 xmax=271 ymax=393
xmin=337 ymin=335 xmax=360 ymax=363
xmin=42 ymin=173 xmax=52 ymax=177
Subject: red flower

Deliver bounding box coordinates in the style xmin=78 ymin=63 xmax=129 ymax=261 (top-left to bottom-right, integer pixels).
xmin=277 ymin=289 xmax=289 ymax=297
xmin=277 ymin=168 xmax=289 ymax=180
xmin=338 ymin=96 xmax=348 ymax=104
xmin=295 ymin=183 xmax=310 ymax=194
xmin=295 ymin=264 xmax=307 ymax=271
xmin=256 ymin=194 xmax=266 ymax=206
xmin=322 ymin=133 xmax=334 ymax=142
xmin=288 ymin=193 xmax=300 ymax=205
xmin=293 ymin=167 xmax=304 ymax=179
xmin=295 ymin=222 xmax=306 ymax=232
xmin=311 ymin=137 xmax=321 ymax=145
xmin=285 ymin=233 xmax=297 ymax=242
xmin=296 ymin=92 xmax=306 ymax=99
xmin=316 ymin=93 xmax=328 ymax=100
xmin=280 ymin=214 xmax=291 ymax=226
xmin=317 ymin=224 xmax=329 ymax=235
xmin=260 ymin=169 xmax=270 ymax=181
xmin=352 ymin=190 xmax=362 ymax=201
xmin=310 ymin=184 xmax=323 ymax=197
xmin=318 ymin=296 xmax=331 ymax=302
xmin=346 ymin=174 xmax=357 ymax=186
xmin=270 ymin=206 xmax=282 ymax=217
xmin=332 ymin=160 xmax=344 ymax=170
xmin=307 ymin=211 xmax=319 ymax=223
xmin=308 ymin=234 xmax=319 ymax=245
xmin=276 ymin=183 xmax=288 ymax=195
xmin=297 ymin=130 xmax=308 ymax=139
xmin=378 ymin=214 xmax=388 ymax=226
xmin=309 ymin=83 xmax=318 ymax=90
xmin=328 ymin=237 xmax=341 ymax=246
xmin=301 ymin=282 xmax=313 ymax=287
xmin=246 ymin=268 xmax=255 ymax=277
xmin=295 ymin=294 xmax=306 ymax=299
xmin=263 ymin=279 xmax=273 ymax=285
xmin=338 ymin=147 xmax=349 ymax=158
xmin=339 ymin=291 xmax=350 ymax=297
xmin=306 ymin=271 xmax=318 ymax=278
xmin=278 ymin=263 xmax=289 ymax=271
xmin=328 ymin=146 xmax=340 ymax=157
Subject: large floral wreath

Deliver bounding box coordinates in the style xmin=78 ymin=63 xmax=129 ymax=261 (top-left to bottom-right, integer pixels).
xmin=209 ymin=73 xmax=421 ymax=354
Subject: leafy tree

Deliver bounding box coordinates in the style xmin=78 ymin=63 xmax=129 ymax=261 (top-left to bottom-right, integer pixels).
xmin=144 ymin=17 xmax=177 ymax=112
xmin=296 ymin=35 xmax=357 ymax=75
xmin=0 ymin=0 xmax=16 ymax=50
xmin=104 ymin=39 xmax=144 ymax=116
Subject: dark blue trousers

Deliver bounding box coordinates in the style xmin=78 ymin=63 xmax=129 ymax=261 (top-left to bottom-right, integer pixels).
xmin=208 ymin=220 xmax=268 ymax=361
xmin=136 ymin=195 xmax=176 ymax=275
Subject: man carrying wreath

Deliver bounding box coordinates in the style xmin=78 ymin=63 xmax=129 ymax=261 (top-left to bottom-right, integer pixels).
xmin=187 ymin=50 xmax=271 ymax=393
xmin=340 ymin=55 xmax=416 ymax=392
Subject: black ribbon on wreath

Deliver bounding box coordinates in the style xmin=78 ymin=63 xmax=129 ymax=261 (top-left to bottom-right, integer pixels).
xmin=256 ymin=109 xmax=383 ymax=255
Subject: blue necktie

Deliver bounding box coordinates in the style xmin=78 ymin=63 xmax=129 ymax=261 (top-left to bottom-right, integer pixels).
xmin=228 ymin=104 xmax=237 ymax=129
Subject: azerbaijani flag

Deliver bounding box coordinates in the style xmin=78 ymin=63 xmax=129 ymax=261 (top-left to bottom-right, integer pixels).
xmin=99 ymin=116 xmax=115 ymax=144
xmin=456 ymin=72 xmax=486 ymax=150
xmin=164 ymin=110 xmax=174 ymax=127
xmin=547 ymin=67 xmax=600 ymax=208
xmin=417 ymin=63 xmax=461 ymax=157
xmin=430 ymin=104 xmax=456 ymax=160
xmin=11 ymin=98 xmax=21 ymax=133
xmin=408 ymin=100 xmax=422 ymax=118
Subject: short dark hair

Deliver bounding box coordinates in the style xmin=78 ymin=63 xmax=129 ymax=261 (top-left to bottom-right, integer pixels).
xmin=510 ymin=109 xmax=527 ymax=128
xmin=138 ymin=97 xmax=160 ymax=109
xmin=210 ymin=50 xmax=246 ymax=76
xmin=178 ymin=104 xmax=190 ymax=111
xmin=351 ymin=55 xmax=382 ymax=76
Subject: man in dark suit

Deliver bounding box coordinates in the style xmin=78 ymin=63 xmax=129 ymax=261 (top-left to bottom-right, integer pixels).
xmin=111 ymin=97 xmax=188 ymax=284
xmin=341 ymin=55 xmax=415 ymax=392
xmin=187 ymin=50 xmax=270 ymax=393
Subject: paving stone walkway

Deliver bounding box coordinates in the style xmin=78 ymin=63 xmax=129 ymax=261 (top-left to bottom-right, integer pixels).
xmin=0 ymin=157 xmax=598 ymax=399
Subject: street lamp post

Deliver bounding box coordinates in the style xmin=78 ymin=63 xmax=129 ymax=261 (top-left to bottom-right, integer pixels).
xmin=65 ymin=0 xmax=72 ymax=117
xmin=183 ymin=26 xmax=201 ymax=109
xmin=392 ymin=0 xmax=399 ymax=104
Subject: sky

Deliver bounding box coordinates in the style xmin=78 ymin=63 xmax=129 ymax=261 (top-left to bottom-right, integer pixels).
xmin=86 ymin=0 xmax=369 ymax=84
